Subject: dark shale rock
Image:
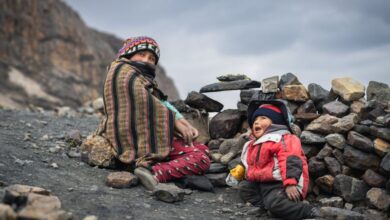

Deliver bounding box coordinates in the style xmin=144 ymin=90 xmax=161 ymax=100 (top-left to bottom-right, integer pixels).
xmin=367 ymin=106 xmax=386 ymax=121
xmin=316 ymin=144 xmax=333 ymax=160
xmin=333 ymin=174 xmax=370 ymax=202
xmin=347 ymin=131 xmax=374 ymax=153
xmin=361 ymin=169 xmax=386 ymax=188
xmin=237 ymin=102 xmax=248 ymax=113
xmin=200 ymin=80 xmax=261 ymax=93
xmin=302 ymin=144 xmax=321 ymax=158
xmin=170 ymin=100 xmax=193 ymax=113
xmin=332 ymin=149 xmax=344 ymax=165
xmin=300 ymin=131 xmax=326 ymax=145
xmin=309 ymin=158 xmax=328 ymax=178
xmin=324 ymin=157 xmax=342 ymax=176
xmin=370 ymin=126 xmax=390 ymax=142
xmin=325 ymin=133 xmax=347 ymax=150
xmin=209 ymin=109 xmax=243 ymax=139
xmin=294 ymin=113 xmax=320 ymax=122
xmin=353 ymin=124 xmax=371 ymax=136
xmin=207 ymin=139 xmax=223 ymax=151
xmin=240 ymin=90 xmax=257 ymax=104
xmin=297 ymin=100 xmax=317 ymax=114
xmin=217 ymin=74 xmax=249 ymax=82
xmin=205 ymin=173 xmax=228 ymax=187
xmin=320 ymin=207 xmax=364 ymax=220
xmin=366 ymin=81 xmax=390 ymax=106
xmin=185 ymin=91 xmax=223 ymax=112
xmin=322 ymin=100 xmax=350 ymax=117
xmin=207 ymin=163 xmax=228 ymax=174
xmin=343 ymin=145 xmax=381 ymax=171
xmin=315 ymin=175 xmax=334 ymax=194
xmin=279 ymin=72 xmax=301 ymax=89
xmin=308 ymin=83 xmax=330 ymax=104
xmin=379 ymin=152 xmax=390 ymax=175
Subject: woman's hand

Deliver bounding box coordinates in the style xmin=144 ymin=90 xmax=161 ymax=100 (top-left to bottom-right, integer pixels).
xmin=285 ymin=185 xmax=300 ymax=202
xmin=174 ymin=119 xmax=198 ymax=145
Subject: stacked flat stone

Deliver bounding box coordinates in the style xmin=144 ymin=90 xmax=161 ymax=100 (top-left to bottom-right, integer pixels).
xmin=202 ymin=73 xmax=390 ymax=219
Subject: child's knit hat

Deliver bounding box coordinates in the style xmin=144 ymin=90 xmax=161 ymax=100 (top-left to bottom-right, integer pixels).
xmin=247 ymin=99 xmax=294 ymax=131
xmin=116 ymin=36 xmax=160 ymax=64
xmin=251 ymin=104 xmax=285 ymax=125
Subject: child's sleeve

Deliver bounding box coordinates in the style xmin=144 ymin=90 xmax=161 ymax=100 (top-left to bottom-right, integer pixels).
xmin=275 ymin=134 xmax=305 ymax=187
xmin=161 ymin=100 xmax=184 ymax=120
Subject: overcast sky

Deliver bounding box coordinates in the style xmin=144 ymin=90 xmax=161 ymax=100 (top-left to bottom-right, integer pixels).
xmin=65 ymin=0 xmax=390 ymax=109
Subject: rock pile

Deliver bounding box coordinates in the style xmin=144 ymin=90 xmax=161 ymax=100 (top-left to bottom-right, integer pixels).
xmin=190 ymin=73 xmax=390 ymax=219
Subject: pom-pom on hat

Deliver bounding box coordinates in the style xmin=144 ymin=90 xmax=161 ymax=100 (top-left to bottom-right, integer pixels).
xmin=116 ymin=36 xmax=160 ymax=64
xmin=251 ymin=104 xmax=285 ymax=126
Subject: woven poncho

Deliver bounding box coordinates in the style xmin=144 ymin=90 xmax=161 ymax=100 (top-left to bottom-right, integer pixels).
xmin=99 ymin=58 xmax=175 ymax=164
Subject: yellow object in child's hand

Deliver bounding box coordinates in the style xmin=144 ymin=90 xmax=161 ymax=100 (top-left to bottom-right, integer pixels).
xmin=230 ymin=164 xmax=245 ymax=181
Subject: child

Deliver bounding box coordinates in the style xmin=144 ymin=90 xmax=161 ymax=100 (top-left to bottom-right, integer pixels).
xmin=99 ymin=36 xmax=210 ymax=193
xmin=228 ymin=99 xmax=322 ymax=219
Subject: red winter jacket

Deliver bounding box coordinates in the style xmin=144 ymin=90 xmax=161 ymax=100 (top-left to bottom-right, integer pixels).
xmin=241 ymin=133 xmax=309 ymax=198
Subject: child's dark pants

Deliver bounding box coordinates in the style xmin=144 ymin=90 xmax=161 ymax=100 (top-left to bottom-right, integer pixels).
xmin=238 ymin=180 xmax=313 ymax=220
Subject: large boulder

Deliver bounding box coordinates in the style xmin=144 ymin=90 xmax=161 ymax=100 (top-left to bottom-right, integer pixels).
xmin=282 ymin=85 xmax=309 ymax=102
xmin=300 ymin=131 xmax=326 ymax=145
xmin=331 ymin=113 xmax=358 ymax=133
xmin=362 ymin=169 xmax=386 ymax=187
xmin=279 ymin=72 xmax=301 ymax=89
xmin=322 ymin=100 xmax=349 ymax=117
xmin=209 ymin=109 xmax=243 ymax=139
xmin=347 ymin=131 xmax=374 ymax=153
xmin=331 ymin=77 xmax=365 ymax=101
xmin=306 ymin=114 xmax=339 ymax=134
xmin=308 ymin=83 xmax=330 ymax=104
xmin=366 ymin=188 xmax=390 ymax=211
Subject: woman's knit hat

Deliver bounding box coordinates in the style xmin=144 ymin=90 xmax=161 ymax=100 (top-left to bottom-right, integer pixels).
xmin=251 ymin=104 xmax=285 ymax=125
xmin=116 ymin=36 xmax=160 ymax=64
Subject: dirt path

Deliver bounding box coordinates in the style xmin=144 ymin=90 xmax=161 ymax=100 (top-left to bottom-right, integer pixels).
xmin=0 ymin=109 xmax=272 ymax=220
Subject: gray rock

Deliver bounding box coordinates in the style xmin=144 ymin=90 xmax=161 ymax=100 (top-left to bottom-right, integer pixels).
xmin=319 ymin=196 xmax=344 ymax=208
xmin=302 ymin=144 xmax=321 ymax=159
xmin=367 ymin=106 xmax=386 ymax=121
xmin=200 ymin=80 xmax=261 ymax=93
xmin=309 ymin=158 xmax=327 ymax=178
xmin=333 ymin=174 xmax=370 ymax=202
xmin=366 ymin=81 xmax=390 ymax=106
xmin=185 ymin=91 xmax=223 ymax=112
xmin=279 ymin=72 xmax=301 ymax=89
xmin=261 ymin=76 xmax=279 ymax=93
xmin=170 ymin=100 xmax=193 ymax=113
xmin=217 ymin=74 xmax=249 ymax=82
xmin=370 ymin=126 xmax=390 ymax=142
xmin=320 ymin=207 xmax=364 ymax=220
xmin=306 ymin=114 xmax=339 ymax=134
xmin=297 ymin=100 xmax=317 ymax=114
xmin=343 ymin=145 xmax=381 ymax=171
xmin=240 ymin=90 xmax=257 ymax=104
xmin=326 ymin=133 xmax=347 ymax=150
xmin=366 ymin=188 xmax=390 ymax=211
xmin=323 ymin=100 xmax=350 ymax=117
xmin=324 ymin=157 xmax=341 ymax=176
xmin=153 ymin=183 xmax=185 ymax=203
xmin=209 ymin=109 xmax=243 ymax=139
xmin=205 ymin=173 xmax=228 ymax=187
xmin=294 ymin=113 xmax=320 ymax=122
xmin=332 ymin=113 xmax=358 ymax=133
xmin=347 ymin=131 xmax=374 ymax=153
xmin=332 ymin=149 xmax=344 ymax=165
xmin=207 ymin=139 xmax=223 ymax=151
xmin=308 ymin=83 xmax=330 ymax=104
xmin=353 ymin=125 xmax=371 ymax=136
xmin=106 ymin=172 xmax=138 ymax=188
xmin=227 ymin=156 xmax=242 ymax=170
xmin=286 ymin=101 xmax=300 ymax=114
xmin=379 ymin=152 xmax=390 ymax=174
xmin=362 ymin=169 xmax=386 ymax=187
xmin=237 ymin=102 xmax=248 ymax=113
xmin=316 ymin=145 xmax=333 ymax=160
xmin=300 ymin=131 xmax=326 ymax=145
xmin=207 ymin=163 xmax=228 ymax=174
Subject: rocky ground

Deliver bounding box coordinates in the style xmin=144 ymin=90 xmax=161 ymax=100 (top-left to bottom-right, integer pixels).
xmin=0 ymin=109 xmax=271 ymax=220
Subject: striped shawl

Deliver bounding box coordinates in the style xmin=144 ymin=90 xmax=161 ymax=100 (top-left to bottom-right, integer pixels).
xmin=97 ymin=59 xmax=175 ymax=165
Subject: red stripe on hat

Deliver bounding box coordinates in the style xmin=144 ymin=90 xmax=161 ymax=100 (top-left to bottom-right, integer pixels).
xmin=259 ymin=104 xmax=282 ymax=113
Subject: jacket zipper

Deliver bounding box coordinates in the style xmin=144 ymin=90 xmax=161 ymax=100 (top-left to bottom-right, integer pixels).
xmin=255 ymin=144 xmax=262 ymax=162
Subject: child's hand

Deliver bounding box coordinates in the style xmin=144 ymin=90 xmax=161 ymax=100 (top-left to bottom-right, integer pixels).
xmin=285 ymin=185 xmax=300 ymax=202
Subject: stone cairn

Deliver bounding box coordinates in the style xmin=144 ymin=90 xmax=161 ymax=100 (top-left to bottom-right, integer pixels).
xmin=177 ymin=73 xmax=390 ymax=219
